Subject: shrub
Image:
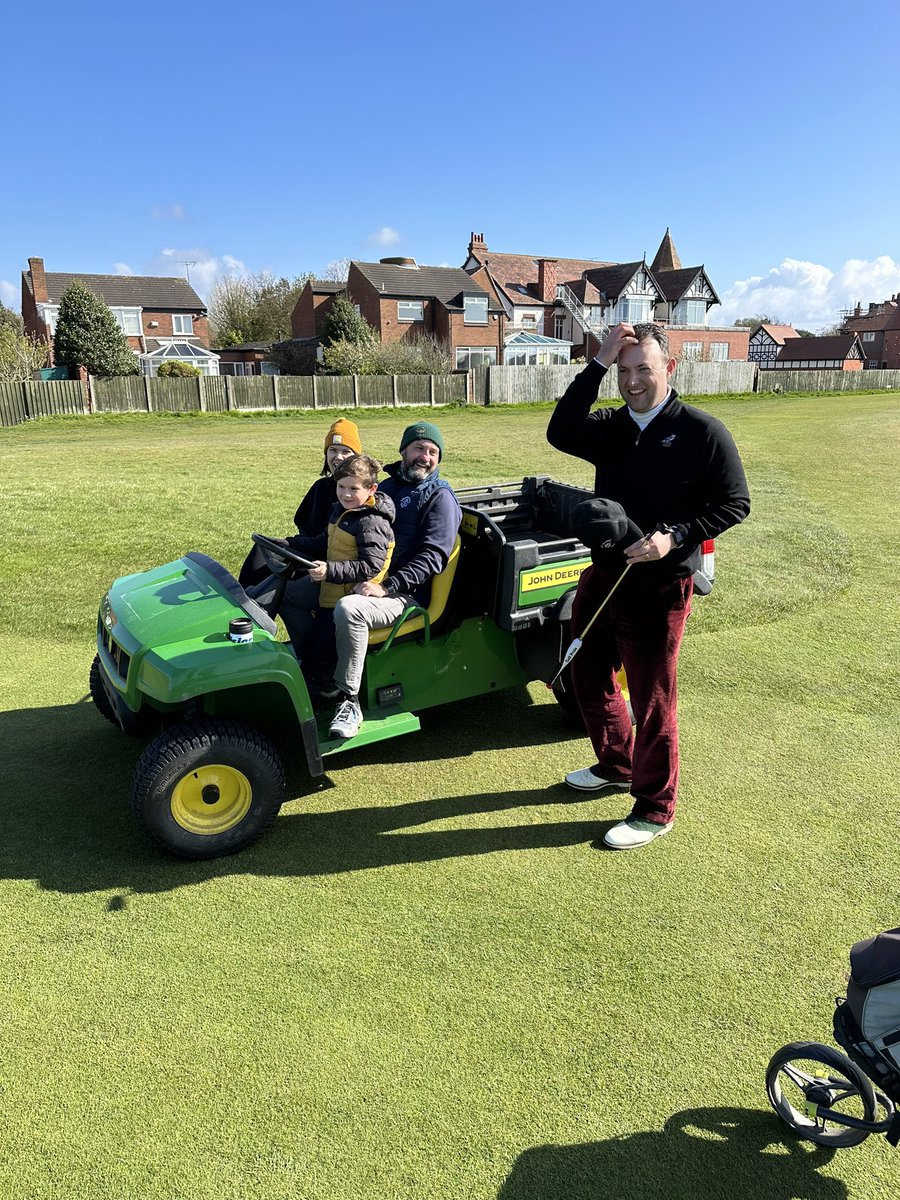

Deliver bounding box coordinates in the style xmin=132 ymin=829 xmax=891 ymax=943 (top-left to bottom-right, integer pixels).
xmin=157 ymin=360 xmax=201 ymax=378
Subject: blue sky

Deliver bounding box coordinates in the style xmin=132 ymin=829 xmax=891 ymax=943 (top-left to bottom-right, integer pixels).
xmin=3 ymin=0 xmax=898 ymax=331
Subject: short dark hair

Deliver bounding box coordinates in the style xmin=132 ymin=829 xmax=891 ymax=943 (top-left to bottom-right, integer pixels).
xmin=631 ymin=323 xmax=671 ymax=358
xmin=333 ymin=453 xmax=381 ymax=489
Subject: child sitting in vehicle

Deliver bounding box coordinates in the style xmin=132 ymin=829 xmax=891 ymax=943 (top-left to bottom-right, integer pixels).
xmin=281 ymin=454 xmax=395 ymax=701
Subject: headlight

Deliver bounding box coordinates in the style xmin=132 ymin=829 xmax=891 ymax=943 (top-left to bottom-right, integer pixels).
xmin=101 ymin=594 xmax=118 ymax=630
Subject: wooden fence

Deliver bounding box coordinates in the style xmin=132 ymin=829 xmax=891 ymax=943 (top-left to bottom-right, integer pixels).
xmin=3 ymin=363 xmax=899 ymax=429
xmin=481 ymin=359 xmax=759 ymax=404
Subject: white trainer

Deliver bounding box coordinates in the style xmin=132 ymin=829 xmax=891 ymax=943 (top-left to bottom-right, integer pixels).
xmin=564 ymin=766 xmax=631 ymax=792
xmin=329 ymin=696 xmax=362 ymax=740
xmin=603 ymin=818 xmax=673 ymax=850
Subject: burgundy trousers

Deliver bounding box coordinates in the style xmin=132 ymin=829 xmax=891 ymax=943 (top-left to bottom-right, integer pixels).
xmin=570 ymin=564 xmax=693 ymax=825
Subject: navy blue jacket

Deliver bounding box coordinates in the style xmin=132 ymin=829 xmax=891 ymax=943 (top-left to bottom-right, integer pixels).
xmin=377 ymin=462 xmax=461 ymax=605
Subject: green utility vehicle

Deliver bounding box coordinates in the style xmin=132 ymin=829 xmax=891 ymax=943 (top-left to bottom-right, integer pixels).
xmin=91 ymin=476 xmax=651 ymax=860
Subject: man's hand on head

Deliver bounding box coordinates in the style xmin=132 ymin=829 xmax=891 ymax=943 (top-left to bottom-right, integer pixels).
xmin=353 ymin=581 xmax=387 ymax=597
xmin=596 ymin=323 xmax=639 ymax=368
xmin=624 ymin=531 xmax=674 ymax=563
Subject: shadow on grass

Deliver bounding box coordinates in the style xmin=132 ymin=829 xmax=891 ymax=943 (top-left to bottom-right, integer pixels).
xmin=0 ymin=688 xmax=603 ymax=897
xmin=497 ymin=1107 xmax=847 ymax=1200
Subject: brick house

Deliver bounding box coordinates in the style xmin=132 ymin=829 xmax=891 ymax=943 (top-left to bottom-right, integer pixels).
xmin=290 ymin=279 xmax=346 ymax=340
xmin=214 ymin=343 xmax=278 ymax=376
xmin=346 ymin=258 xmax=506 ymax=369
xmin=463 ymin=230 xmax=749 ymax=363
xmin=771 ymin=334 xmax=865 ymax=371
xmin=838 ymin=295 xmax=900 ymax=369
xmin=748 ymin=323 xmax=801 ymax=368
xmin=21 ymin=256 xmax=219 ymax=375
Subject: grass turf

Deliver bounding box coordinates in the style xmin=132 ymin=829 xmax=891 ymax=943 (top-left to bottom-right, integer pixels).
xmin=0 ymin=394 xmax=898 ymax=1199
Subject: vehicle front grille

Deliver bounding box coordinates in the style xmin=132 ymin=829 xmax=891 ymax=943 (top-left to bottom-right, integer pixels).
xmin=99 ymin=621 xmax=131 ymax=681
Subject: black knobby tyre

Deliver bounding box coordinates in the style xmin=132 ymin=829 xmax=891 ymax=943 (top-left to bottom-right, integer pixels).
xmin=765 ymin=1040 xmax=877 ymax=1148
xmin=130 ymin=718 xmax=285 ymax=860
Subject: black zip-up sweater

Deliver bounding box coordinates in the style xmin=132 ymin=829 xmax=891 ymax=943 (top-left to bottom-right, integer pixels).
xmin=547 ymin=360 xmax=750 ymax=577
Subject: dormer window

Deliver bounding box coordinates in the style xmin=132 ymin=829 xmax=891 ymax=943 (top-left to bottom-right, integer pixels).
xmin=674 ymin=299 xmax=707 ymax=325
xmin=463 ymin=294 xmax=488 ymax=325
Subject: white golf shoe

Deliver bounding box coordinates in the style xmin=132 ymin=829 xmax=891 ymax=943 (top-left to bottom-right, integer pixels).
xmin=603 ymin=818 xmax=673 ymax=850
xmin=564 ymin=766 xmax=632 ymax=793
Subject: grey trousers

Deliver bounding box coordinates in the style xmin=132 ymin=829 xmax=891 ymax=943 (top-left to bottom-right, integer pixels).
xmin=333 ymin=593 xmax=410 ymax=696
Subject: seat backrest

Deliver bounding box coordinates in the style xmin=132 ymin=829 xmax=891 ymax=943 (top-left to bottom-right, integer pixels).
xmin=367 ymin=534 xmax=462 ymax=645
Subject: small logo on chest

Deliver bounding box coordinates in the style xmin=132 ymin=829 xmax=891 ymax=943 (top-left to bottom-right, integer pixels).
xmin=660 ymin=434 xmax=676 ymax=447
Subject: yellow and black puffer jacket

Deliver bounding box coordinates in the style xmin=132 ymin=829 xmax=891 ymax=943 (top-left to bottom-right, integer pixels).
xmin=317 ymin=492 xmax=395 ymax=608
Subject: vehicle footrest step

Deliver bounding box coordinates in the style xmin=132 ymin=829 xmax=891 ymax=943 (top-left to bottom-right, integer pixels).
xmin=319 ymin=707 xmax=421 ymax=756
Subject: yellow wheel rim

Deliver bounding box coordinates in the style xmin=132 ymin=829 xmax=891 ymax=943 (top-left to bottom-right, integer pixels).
xmin=170 ymin=764 xmax=253 ymax=835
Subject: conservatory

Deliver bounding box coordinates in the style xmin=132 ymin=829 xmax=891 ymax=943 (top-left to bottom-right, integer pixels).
xmin=139 ymin=340 xmax=220 ymax=376
xmin=503 ymin=331 xmax=571 ymax=366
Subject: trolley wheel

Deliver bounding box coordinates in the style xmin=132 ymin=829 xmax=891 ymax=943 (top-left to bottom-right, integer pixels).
xmin=766 ymin=1041 xmax=877 ymax=1147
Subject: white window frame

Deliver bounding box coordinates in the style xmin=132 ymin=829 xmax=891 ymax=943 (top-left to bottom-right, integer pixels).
xmin=456 ymin=347 xmax=497 ymax=369
xmin=710 ymin=342 xmax=728 ymax=361
xmin=616 ymin=297 xmax=652 ymax=324
xmin=862 ymin=331 xmax=875 ymax=342
xmin=554 ymin=315 xmax=565 ymax=339
xmin=682 ymin=341 xmax=703 ymax=360
xmin=172 ymin=313 xmax=194 ymax=335
xmin=108 ymin=307 xmax=142 ymax=336
xmin=398 ymin=300 xmax=424 ymax=323
xmin=674 ymin=299 xmax=707 ymax=325
xmin=463 ymin=295 xmax=488 ymax=325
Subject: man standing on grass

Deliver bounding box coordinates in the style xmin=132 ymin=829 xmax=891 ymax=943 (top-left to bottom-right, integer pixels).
xmin=547 ymin=323 xmax=750 ymax=850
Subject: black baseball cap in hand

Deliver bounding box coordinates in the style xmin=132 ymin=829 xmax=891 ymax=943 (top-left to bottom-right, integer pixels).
xmin=571 ymin=497 xmax=644 ymax=563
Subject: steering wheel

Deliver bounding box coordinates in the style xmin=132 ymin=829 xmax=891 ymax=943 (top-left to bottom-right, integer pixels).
xmin=251 ymin=533 xmax=317 ymax=576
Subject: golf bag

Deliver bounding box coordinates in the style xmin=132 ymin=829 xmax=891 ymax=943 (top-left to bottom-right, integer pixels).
xmin=833 ymin=926 xmax=900 ymax=1106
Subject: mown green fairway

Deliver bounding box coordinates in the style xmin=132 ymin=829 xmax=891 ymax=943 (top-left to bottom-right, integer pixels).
xmin=1 ymin=393 xmax=897 ymax=1200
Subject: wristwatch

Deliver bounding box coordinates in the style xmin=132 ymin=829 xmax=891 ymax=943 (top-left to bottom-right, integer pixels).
xmin=659 ymin=524 xmax=684 ymax=547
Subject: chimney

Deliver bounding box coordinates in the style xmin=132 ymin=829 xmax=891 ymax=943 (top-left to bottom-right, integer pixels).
xmin=537 ymin=258 xmax=558 ymax=304
xmin=29 ymin=257 xmax=48 ymax=303
xmin=468 ymin=231 xmax=488 ymax=260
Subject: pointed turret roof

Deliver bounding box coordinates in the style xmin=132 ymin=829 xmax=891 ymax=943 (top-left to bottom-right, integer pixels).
xmin=650 ymin=229 xmax=682 ymax=275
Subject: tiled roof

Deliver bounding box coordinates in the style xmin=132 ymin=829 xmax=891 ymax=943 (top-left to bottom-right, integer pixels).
xmin=352 ymin=261 xmax=500 ymax=309
xmin=310 ymin=281 xmax=346 ymax=294
xmin=582 ymin=262 xmax=650 ymax=301
xmin=841 ymin=302 xmax=898 ymax=333
xmin=26 ymin=270 xmax=206 ymax=310
xmin=471 ymin=250 xmax=615 ymax=293
xmin=655 ymin=267 xmax=700 ymax=302
xmin=650 ymin=229 xmax=682 ymax=274
xmin=777 ymin=335 xmax=861 ymax=361
xmin=758 ymin=324 xmax=800 ymax=343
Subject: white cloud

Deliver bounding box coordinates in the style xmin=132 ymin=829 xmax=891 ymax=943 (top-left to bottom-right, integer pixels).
xmin=713 ymin=255 xmax=900 ymax=332
xmin=155 ymin=248 xmax=247 ymax=297
xmin=152 ymin=202 xmax=189 ymax=221
xmin=365 ymin=226 xmax=400 ymax=249
xmin=113 ymin=262 xmax=135 ymax=275
xmin=0 ymin=279 xmax=16 ymax=308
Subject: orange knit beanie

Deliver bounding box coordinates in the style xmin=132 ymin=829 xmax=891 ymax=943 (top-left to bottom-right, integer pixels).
xmin=324 ymin=417 xmax=362 ymax=455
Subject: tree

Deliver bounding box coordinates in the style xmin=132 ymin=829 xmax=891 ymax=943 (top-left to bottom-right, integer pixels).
xmin=795 ymin=329 xmax=815 ymax=338
xmin=207 ymin=271 xmax=312 ymax=346
xmin=321 ymin=295 xmax=375 ymax=348
xmin=733 ymin=313 xmax=784 ymax=334
xmin=0 ymin=325 xmax=48 ymax=382
xmin=53 ymin=281 xmax=139 ymax=377
xmin=0 ymin=301 xmax=23 ymax=334
xmin=320 ymin=258 xmax=350 ymax=282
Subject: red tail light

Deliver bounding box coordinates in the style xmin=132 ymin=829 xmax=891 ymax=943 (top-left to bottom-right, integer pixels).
xmin=701 ymin=539 xmax=715 ymax=554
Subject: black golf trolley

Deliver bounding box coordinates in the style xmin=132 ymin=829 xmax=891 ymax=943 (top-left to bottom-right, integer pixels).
xmin=766 ymin=927 xmax=900 ymax=1148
